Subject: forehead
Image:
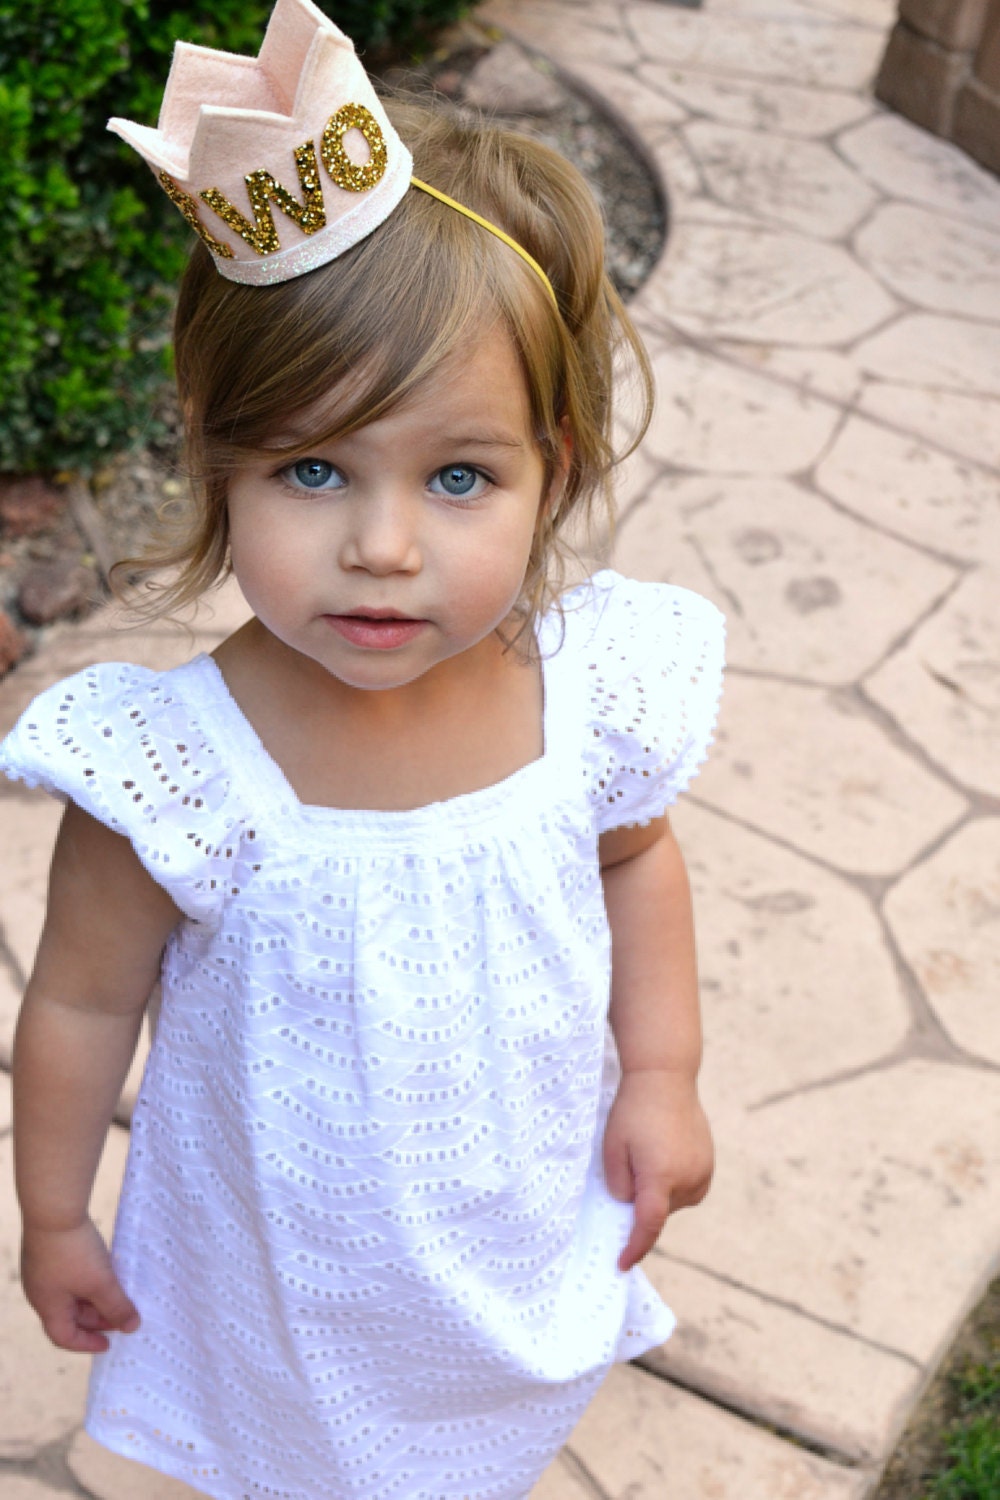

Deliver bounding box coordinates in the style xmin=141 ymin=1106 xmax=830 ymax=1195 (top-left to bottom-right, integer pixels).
xmin=272 ymin=322 xmax=533 ymax=451
xmin=399 ymin=327 xmax=531 ymax=424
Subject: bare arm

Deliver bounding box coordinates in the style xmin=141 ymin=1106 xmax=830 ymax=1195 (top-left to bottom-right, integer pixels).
xmin=599 ymin=815 xmax=713 ymax=1271
xmin=15 ymin=800 xmax=180 ymax=1350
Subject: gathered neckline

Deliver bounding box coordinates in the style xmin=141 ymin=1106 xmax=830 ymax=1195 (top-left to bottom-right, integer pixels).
xmin=182 ymin=613 xmax=575 ymax=831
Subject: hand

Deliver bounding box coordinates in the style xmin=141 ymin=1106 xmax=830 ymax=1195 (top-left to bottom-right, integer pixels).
xmin=603 ymin=1070 xmax=714 ymax=1273
xmin=21 ymin=1218 xmax=140 ymax=1353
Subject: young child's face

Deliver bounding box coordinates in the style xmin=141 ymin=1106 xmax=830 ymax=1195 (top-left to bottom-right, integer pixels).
xmin=226 ymin=325 xmax=556 ymax=695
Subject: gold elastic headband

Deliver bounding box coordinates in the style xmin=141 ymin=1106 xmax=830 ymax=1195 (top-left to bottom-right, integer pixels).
xmin=411 ymin=176 xmax=559 ymax=314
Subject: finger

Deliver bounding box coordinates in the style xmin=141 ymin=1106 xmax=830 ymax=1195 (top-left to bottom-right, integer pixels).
xmin=40 ymin=1299 xmax=112 ymax=1354
xmin=618 ymin=1184 xmax=671 ymax=1272
xmin=87 ymin=1273 xmax=141 ymax=1334
xmin=77 ymin=1302 xmax=117 ymax=1332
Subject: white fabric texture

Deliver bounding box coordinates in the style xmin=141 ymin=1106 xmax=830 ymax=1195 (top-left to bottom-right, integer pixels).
xmin=0 ymin=570 xmax=724 ymax=1500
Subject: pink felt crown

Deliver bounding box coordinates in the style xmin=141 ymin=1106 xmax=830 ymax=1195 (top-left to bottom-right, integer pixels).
xmin=108 ymin=0 xmax=413 ymax=285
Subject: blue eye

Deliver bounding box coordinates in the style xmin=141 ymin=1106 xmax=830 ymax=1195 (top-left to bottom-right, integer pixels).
xmin=433 ymin=465 xmax=485 ymax=498
xmin=288 ymin=459 xmax=341 ymax=489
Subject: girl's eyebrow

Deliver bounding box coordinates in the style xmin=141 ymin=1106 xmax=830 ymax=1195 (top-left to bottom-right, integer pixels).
xmin=438 ymin=431 xmax=526 ymax=450
xmin=264 ymin=426 xmax=527 ymax=453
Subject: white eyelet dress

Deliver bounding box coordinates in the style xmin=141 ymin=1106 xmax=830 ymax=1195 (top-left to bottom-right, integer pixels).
xmin=0 ymin=571 xmax=724 ymax=1500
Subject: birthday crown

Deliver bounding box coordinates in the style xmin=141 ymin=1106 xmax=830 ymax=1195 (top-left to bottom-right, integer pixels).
xmin=108 ymin=0 xmax=559 ymax=305
xmin=108 ymin=0 xmax=412 ymax=285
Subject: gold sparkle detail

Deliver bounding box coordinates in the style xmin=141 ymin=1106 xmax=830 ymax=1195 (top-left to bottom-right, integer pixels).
xmin=158 ymin=172 xmax=234 ymax=259
xmin=200 ymin=138 xmax=327 ymax=257
xmin=320 ymin=103 xmax=388 ymax=194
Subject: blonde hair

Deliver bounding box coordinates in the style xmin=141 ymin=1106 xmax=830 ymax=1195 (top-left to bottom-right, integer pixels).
xmin=119 ymin=99 xmax=654 ymax=646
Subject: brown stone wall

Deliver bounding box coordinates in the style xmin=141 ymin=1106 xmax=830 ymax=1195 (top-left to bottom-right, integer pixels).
xmin=876 ymin=0 xmax=1000 ymax=172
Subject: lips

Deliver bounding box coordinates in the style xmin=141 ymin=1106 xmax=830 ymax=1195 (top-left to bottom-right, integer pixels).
xmin=323 ymin=611 xmax=427 ymax=650
xmin=341 ymin=608 xmax=419 ymax=621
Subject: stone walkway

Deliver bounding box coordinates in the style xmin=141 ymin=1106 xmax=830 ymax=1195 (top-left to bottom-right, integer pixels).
xmin=2 ymin=0 xmax=999 ymax=1494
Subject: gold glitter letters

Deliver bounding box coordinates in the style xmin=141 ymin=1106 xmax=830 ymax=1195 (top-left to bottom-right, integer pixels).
xmin=161 ymin=104 xmax=390 ymax=260
xmin=200 ymin=140 xmax=327 ymax=256
xmin=158 ymin=172 xmax=234 ymax=259
xmin=320 ymin=104 xmax=388 ymax=193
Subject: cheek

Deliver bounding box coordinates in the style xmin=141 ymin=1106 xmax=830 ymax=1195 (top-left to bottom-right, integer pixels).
xmin=228 ymin=507 xmax=310 ymax=604
xmin=450 ymin=513 xmax=540 ymax=620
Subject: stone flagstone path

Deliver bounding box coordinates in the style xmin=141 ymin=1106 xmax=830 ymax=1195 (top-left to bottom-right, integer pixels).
xmin=1 ymin=0 xmax=999 ymax=1494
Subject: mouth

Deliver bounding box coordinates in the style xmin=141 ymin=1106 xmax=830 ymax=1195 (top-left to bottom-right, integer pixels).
xmin=340 ymin=607 xmax=420 ymax=621
xmin=323 ymin=612 xmax=428 ymax=650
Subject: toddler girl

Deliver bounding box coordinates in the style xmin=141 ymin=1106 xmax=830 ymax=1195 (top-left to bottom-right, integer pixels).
xmin=0 ymin=2 xmax=724 ymax=1495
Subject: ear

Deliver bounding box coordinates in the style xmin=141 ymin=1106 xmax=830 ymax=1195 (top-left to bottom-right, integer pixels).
xmin=544 ymin=419 xmax=573 ymax=515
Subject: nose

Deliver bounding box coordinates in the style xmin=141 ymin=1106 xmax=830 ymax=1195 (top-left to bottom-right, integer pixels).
xmin=339 ymin=488 xmax=422 ymax=576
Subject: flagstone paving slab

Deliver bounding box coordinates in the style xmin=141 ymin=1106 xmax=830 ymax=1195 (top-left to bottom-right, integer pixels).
xmin=626 ymin=4 xmax=887 ymax=91
xmin=565 ymin=1361 xmax=872 ymax=1498
xmin=673 ymin=802 xmax=909 ymax=1111
xmin=855 ymin=204 xmax=1000 ymax=319
xmin=566 ymin=61 xmax=690 ymax=132
xmin=0 ymin=1480 xmax=80 ymax=1500
xmin=697 ymin=674 xmax=967 ymax=875
xmin=483 ymin=0 xmax=641 ymax=68
xmin=643 ymin=67 xmax=874 ymax=136
xmin=646 ymin=223 xmax=896 ymax=345
xmin=816 ymin=414 xmax=1000 ymax=563
xmin=642 ymin=346 xmax=841 ymax=475
xmin=858 ymin=383 xmax=1000 ymax=468
xmin=613 ymin=475 xmax=955 ymax=682
xmin=683 ymin=122 xmax=877 ymax=236
xmin=838 ymin=113 xmax=1000 ymax=230
xmin=641 ymin=1255 xmax=920 ymax=1463
xmin=865 ymin=568 xmax=1000 ymax=798
xmin=646 ymin=122 xmax=709 ymax=196
xmin=0 ymin=1075 xmax=129 ymax=1458
xmin=790 ymin=0 xmax=897 ymax=23
xmin=854 ymin=313 xmax=1000 ymax=395
xmin=686 ymin=0 xmax=835 ymax=22
xmin=665 ymin=195 xmax=769 ymax=233
xmin=717 ymin=341 xmax=864 ymax=404
xmin=68 ymin=1432 xmax=206 ymax=1500
xmin=662 ymin=1059 xmax=1000 ymax=1365
xmin=884 ymin=819 xmax=1000 ymax=1067
xmin=531 ymin=1454 xmax=596 ymax=1500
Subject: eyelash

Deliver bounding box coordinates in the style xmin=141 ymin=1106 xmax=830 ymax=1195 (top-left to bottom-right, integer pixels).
xmin=274 ymin=459 xmax=344 ymax=494
xmin=273 ymin=460 xmax=494 ymax=503
xmin=428 ymin=465 xmax=492 ymax=503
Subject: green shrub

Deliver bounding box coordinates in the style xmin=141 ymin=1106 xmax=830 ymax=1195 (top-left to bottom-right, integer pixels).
xmin=0 ymin=0 xmax=469 ymax=478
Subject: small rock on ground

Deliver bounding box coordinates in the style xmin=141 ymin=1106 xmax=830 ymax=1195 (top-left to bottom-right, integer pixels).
xmin=18 ymin=557 xmax=98 ymax=626
xmin=0 ymin=478 xmax=66 ymax=538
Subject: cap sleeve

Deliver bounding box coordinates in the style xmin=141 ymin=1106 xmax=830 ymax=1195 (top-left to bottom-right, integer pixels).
xmin=575 ymin=572 xmax=725 ymax=834
xmin=0 ymin=661 xmax=248 ymax=924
